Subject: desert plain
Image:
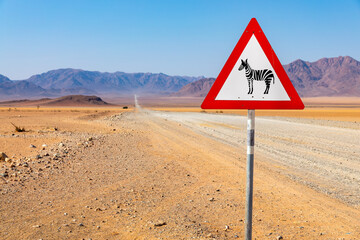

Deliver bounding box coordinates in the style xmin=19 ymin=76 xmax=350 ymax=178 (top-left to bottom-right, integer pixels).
xmin=0 ymin=97 xmax=360 ymax=240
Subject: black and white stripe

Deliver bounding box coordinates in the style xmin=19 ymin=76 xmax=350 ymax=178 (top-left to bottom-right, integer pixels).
xmin=245 ymin=109 xmax=255 ymax=240
xmin=238 ymin=59 xmax=275 ymax=94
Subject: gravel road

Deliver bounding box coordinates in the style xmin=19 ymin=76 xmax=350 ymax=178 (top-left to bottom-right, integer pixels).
xmin=149 ymin=109 xmax=360 ymax=206
xmin=1 ymin=104 xmax=359 ymax=239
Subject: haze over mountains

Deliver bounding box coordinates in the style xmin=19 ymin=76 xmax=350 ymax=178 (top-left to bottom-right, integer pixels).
xmin=0 ymin=56 xmax=359 ymax=100
xmin=0 ymin=70 xmax=203 ymax=100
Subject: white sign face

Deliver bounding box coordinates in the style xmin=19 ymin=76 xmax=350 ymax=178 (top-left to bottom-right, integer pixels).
xmin=215 ymin=35 xmax=290 ymax=101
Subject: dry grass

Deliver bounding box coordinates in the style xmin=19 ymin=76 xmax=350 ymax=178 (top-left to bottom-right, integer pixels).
xmin=10 ymin=122 xmax=26 ymax=132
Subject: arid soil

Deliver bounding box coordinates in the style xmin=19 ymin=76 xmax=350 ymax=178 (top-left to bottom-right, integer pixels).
xmin=0 ymin=105 xmax=360 ymax=239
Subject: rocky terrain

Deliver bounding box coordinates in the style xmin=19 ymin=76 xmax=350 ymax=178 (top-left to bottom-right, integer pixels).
xmin=0 ymin=104 xmax=359 ymax=239
xmin=284 ymin=56 xmax=360 ymax=97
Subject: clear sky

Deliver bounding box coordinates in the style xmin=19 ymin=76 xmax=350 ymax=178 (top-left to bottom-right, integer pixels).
xmin=0 ymin=0 xmax=359 ymax=80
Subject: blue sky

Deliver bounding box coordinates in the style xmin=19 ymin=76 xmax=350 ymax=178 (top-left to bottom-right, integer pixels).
xmin=0 ymin=0 xmax=359 ymax=80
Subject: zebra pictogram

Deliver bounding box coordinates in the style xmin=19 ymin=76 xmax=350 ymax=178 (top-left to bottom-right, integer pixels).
xmin=238 ymin=59 xmax=275 ymax=94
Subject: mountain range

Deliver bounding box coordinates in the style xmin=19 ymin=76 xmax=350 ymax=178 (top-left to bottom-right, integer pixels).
xmin=284 ymin=56 xmax=360 ymax=97
xmin=0 ymin=70 xmax=203 ymax=100
xmin=175 ymin=56 xmax=360 ymax=98
xmin=0 ymin=56 xmax=359 ymax=100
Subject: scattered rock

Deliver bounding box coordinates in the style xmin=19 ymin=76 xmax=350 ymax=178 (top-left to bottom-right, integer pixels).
xmin=64 ymin=213 xmax=68 ymax=216
xmin=42 ymin=144 xmax=47 ymax=150
xmin=0 ymin=170 xmax=8 ymax=178
xmin=0 ymin=152 xmax=8 ymax=161
xmin=5 ymin=158 xmax=11 ymax=163
xmin=276 ymin=236 xmax=283 ymax=240
xmin=78 ymin=223 xmax=84 ymax=227
xmin=87 ymin=137 xmax=93 ymax=141
xmin=209 ymin=197 xmax=215 ymax=202
xmin=225 ymin=225 xmax=230 ymax=231
xmin=154 ymin=221 xmax=167 ymax=227
xmin=32 ymin=225 xmax=41 ymax=228
xmin=30 ymin=144 xmax=36 ymax=148
xmin=59 ymin=143 xmax=65 ymax=148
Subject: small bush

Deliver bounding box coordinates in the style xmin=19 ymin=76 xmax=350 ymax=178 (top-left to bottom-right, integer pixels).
xmin=11 ymin=122 xmax=25 ymax=132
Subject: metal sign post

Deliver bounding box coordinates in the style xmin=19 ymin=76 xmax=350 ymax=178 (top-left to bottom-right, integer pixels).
xmin=245 ymin=109 xmax=255 ymax=240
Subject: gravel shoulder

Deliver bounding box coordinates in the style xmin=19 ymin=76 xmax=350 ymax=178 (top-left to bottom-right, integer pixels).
xmin=150 ymin=110 xmax=360 ymax=206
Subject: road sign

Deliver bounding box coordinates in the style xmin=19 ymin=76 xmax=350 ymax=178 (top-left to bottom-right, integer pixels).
xmin=200 ymin=18 xmax=304 ymax=240
xmin=201 ymin=18 xmax=304 ymax=110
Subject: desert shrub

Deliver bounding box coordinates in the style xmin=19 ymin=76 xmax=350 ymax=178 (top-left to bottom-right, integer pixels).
xmin=10 ymin=122 xmax=25 ymax=132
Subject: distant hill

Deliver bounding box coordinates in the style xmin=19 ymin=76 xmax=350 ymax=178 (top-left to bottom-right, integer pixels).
xmin=0 ymin=70 xmax=202 ymax=100
xmin=1 ymin=56 xmax=359 ymax=101
xmin=284 ymin=56 xmax=360 ymax=97
xmin=0 ymin=95 xmax=110 ymax=107
xmin=172 ymin=78 xmax=215 ymax=97
xmin=0 ymin=74 xmax=48 ymax=99
xmin=0 ymin=74 xmax=12 ymax=84
xmin=174 ymin=56 xmax=360 ymax=98
xmin=26 ymin=69 xmax=202 ymax=95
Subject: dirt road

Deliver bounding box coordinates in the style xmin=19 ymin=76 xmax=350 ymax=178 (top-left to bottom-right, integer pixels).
xmin=150 ymin=110 xmax=360 ymax=206
xmin=0 ymin=106 xmax=359 ymax=239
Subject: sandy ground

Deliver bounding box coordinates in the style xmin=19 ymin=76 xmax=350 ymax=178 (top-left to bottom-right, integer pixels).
xmin=0 ymin=104 xmax=360 ymax=239
xmin=125 ymin=96 xmax=360 ymax=108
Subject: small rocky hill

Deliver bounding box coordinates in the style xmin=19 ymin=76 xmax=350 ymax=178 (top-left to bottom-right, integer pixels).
xmin=0 ymin=95 xmax=111 ymax=107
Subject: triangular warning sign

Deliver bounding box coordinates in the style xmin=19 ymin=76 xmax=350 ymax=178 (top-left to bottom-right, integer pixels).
xmin=201 ymin=18 xmax=304 ymax=109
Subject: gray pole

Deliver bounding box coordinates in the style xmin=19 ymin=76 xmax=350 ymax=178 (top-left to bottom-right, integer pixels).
xmin=245 ymin=109 xmax=255 ymax=240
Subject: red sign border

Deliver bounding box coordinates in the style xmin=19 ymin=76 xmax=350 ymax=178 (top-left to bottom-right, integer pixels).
xmin=201 ymin=18 xmax=304 ymax=110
